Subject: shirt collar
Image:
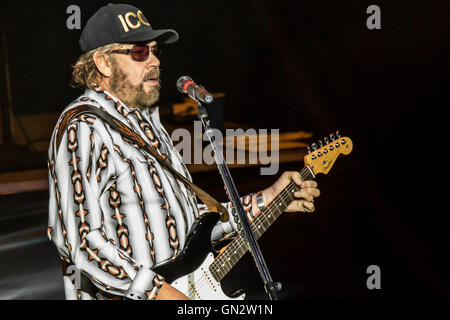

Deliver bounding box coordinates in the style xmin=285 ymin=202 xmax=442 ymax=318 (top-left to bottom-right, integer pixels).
xmin=85 ymin=87 xmax=161 ymax=128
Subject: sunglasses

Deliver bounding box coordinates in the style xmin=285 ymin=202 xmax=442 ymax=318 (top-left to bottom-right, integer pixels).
xmin=110 ymin=44 xmax=161 ymax=62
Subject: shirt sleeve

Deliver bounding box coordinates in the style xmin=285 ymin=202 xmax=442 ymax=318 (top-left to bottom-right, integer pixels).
xmin=197 ymin=194 xmax=255 ymax=243
xmin=48 ymin=118 xmax=164 ymax=300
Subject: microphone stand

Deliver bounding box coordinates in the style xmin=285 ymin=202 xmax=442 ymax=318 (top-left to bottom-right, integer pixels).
xmin=193 ymin=98 xmax=282 ymax=300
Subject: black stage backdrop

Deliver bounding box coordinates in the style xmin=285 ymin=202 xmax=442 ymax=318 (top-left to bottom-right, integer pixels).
xmin=0 ymin=0 xmax=448 ymax=299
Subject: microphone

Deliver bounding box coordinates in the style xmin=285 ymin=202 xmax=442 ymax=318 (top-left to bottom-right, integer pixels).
xmin=176 ymin=76 xmax=214 ymax=104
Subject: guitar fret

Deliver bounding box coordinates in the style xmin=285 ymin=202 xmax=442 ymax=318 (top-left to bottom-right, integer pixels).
xmin=230 ymin=250 xmax=238 ymax=265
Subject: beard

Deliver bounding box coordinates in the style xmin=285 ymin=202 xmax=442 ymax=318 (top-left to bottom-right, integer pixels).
xmin=109 ymin=60 xmax=161 ymax=109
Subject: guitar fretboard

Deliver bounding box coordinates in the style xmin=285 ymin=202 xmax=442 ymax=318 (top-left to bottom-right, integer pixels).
xmin=210 ymin=166 xmax=315 ymax=282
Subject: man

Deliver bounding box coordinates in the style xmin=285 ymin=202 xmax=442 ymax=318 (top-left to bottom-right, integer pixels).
xmin=47 ymin=3 xmax=320 ymax=300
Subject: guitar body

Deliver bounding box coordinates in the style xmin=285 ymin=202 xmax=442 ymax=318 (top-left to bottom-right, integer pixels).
xmin=153 ymin=212 xmax=246 ymax=300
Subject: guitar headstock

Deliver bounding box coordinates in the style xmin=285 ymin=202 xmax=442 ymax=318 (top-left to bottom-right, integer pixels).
xmin=305 ymin=131 xmax=353 ymax=176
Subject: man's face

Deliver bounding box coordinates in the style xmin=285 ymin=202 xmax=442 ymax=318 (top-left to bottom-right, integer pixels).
xmin=108 ymin=41 xmax=161 ymax=109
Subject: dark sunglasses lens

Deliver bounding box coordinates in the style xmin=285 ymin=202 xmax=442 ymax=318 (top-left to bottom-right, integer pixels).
xmin=151 ymin=45 xmax=160 ymax=58
xmin=131 ymin=45 xmax=150 ymax=61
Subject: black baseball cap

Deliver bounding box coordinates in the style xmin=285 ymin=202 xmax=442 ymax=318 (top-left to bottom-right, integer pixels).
xmin=79 ymin=3 xmax=179 ymax=53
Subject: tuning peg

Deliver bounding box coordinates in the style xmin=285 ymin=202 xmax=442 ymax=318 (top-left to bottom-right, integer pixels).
xmin=311 ymin=143 xmax=319 ymax=151
xmin=318 ymin=140 xmax=323 ymax=147
xmin=307 ymin=146 xmax=311 ymax=154
xmin=324 ymin=137 xmax=330 ymax=144
xmin=335 ymin=130 xmax=341 ymax=138
xmin=329 ymin=133 xmax=336 ymax=141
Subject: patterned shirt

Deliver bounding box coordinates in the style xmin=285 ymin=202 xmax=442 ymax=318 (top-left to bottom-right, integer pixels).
xmin=47 ymin=88 xmax=253 ymax=300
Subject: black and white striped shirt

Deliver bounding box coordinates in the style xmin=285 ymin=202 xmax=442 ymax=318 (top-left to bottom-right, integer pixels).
xmin=47 ymin=88 xmax=253 ymax=300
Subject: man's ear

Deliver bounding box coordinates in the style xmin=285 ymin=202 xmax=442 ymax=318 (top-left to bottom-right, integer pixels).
xmin=93 ymin=51 xmax=113 ymax=78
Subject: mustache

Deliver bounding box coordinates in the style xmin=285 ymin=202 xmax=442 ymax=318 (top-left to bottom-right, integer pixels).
xmin=144 ymin=68 xmax=161 ymax=82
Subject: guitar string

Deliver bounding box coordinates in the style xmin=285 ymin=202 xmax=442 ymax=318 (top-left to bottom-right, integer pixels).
xmin=186 ymin=183 xmax=297 ymax=298
xmin=211 ymin=181 xmax=298 ymax=281
xmin=214 ymin=165 xmax=312 ymax=280
xmin=185 ymin=182 xmax=299 ymax=298
xmin=212 ymin=183 xmax=295 ymax=274
xmin=211 ymin=168 xmax=311 ymax=278
xmin=186 ymin=185 xmax=297 ymax=298
xmin=185 ymin=169 xmax=311 ymax=298
xmin=210 ymin=169 xmax=309 ymax=281
xmin=211 ymin=167 xmax=311 ymax=272
xmin=215 ymin=183 xmax=296 ymax=270
xmin=196 ymin=152 xmax=344 ymax=297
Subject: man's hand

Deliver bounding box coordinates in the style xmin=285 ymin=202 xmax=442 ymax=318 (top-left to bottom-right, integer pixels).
xmin=256 ymin=171 xmax=320 ymax=215
xmin=155 ymin=281 xmax=189 ymax=300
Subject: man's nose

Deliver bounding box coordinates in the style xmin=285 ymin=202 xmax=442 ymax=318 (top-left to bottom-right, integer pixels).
xmin=146 ymin=52 xmax=160 ymax=69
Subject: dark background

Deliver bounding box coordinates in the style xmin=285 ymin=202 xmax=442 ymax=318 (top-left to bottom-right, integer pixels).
xmin=0 ymin=0 xmax=449 ymax=299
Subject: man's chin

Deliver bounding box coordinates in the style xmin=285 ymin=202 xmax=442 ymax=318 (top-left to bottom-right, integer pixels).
xmin=135 ymin=92 xmax=160 ymax=109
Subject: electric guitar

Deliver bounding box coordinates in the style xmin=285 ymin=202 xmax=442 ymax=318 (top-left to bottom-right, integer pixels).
xmin=153 ymin=132 xmax=353 ymax=300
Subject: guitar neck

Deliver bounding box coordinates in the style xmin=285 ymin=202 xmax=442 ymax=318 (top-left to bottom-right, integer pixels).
xmin=210 ymin=166 xmax=315 ymax=282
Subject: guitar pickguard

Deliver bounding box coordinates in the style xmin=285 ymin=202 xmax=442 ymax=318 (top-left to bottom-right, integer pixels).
xmin=171 ymin=253 xmax=245 ymax=300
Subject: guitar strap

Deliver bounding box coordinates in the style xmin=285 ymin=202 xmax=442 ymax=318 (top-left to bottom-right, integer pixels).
xmin=56 ymin=104 xmax=229 ymax=222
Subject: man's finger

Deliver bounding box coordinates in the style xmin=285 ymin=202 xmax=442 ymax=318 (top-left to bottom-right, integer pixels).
xmin=303 ymin=201 xmax=315 ymax=212
xmin=294 ymin=190 xmax=314 ymax=202
xmin=301 ymin=180 xmax=317 ymax=189
xmin=304 ymin=187 xmax=321 ymax=198
xmin=291 ymin=172 xmax=303 ymax=186
xmin=295 ymin=187 xmax=320 ymax=199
